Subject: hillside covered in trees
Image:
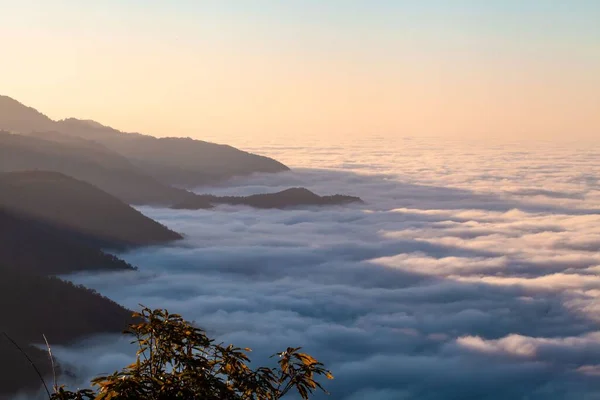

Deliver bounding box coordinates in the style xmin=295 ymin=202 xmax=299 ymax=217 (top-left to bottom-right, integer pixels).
xmin=0 ymin=209 xmax=134 ymax=276
xmin=0 ymin=172 xmax=185 ymax=398
xmin=0 ymin=268 xmax=133 ymax=398
xmin=0 ymin=171 xmax=182 ymax=247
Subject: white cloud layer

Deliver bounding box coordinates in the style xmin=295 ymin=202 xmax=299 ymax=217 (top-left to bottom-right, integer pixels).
xmin=39 ymin=139 xmax=600 ymax=399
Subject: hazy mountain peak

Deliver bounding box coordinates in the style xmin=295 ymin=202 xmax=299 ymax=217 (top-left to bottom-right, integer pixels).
xmin=56 ymin=117 xmax=135 ymax=137
xmin=0 ymin=95 xmax=290 ymax=192
xmin=0 ymin=94 xmax=27 ymax=107
xmin=0 ymin=95 xmax=53 ymax=133
xmin=59 ymin=118 xmax=108 ymax=129
xmin=0 ymin=95 xmax=47 ymax=117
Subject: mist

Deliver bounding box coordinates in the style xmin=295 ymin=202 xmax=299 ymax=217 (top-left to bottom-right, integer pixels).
xmin=26 ymin=139 xmax=600 ymax=400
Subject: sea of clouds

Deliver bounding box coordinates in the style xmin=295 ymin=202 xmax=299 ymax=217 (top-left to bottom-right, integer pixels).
xmin=47 ymin=137 xmax=600 ymax=399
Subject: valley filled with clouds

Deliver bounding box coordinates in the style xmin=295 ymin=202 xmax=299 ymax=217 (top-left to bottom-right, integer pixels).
xmin=53 ymin=138 xmax=600 ymax=399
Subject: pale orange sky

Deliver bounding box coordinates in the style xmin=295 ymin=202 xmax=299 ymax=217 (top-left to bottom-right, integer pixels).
xmin=1 ymin=1 xmax=599 ymax=143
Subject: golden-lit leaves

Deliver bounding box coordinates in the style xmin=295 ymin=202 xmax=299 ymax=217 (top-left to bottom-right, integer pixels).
xmin=51 ymin=306 xmax=332 ymax=400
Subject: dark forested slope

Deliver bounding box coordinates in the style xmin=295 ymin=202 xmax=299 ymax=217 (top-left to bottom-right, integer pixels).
xmin=0 ymin=170 xmax=182 ymax=247
xmin=0 ymin=169 xmax=184 ymax=396
xmin=0 ymin=266 xmax=132 ymax=397
xmin=0 ymin=172 xmax=157 ymax=397
xmin=0 ymin=268 xmax=132 ymax=345
xmin=0 ymin=209 xmax=134 ymax=275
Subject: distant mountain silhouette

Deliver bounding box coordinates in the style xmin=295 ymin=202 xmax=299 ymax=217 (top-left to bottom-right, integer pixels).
xmin=54 ymin=118 xmax=289 ymax=186
xmin=0 ymin=130 xmax=197 ymax=205
xmin=0 ymin=171 xmax=182 ymax=247
xmin=0 ymin=95 xmax=54 ymax=133
xmin=0 ymin=95 xmax=289 ymax=189
xmin=172 ymin=187 xmax=364 ymax=210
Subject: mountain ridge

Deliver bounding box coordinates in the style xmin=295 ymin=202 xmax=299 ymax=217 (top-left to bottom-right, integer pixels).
xmin=0 ymin=169 xmax=180 ymax=397
xmin=0 ymin=170 xmax=182 ymax=247
xmin=172 ymin=187 xmax=364 ymax=210
xmin=0 ymin=95 xmax=289 ymax=189
xmin=0 ymin=130 xmax=198 ymax=205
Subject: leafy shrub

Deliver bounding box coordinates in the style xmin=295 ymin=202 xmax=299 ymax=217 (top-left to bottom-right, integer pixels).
xmin=51 ymin=307 xmax=333 ymax=400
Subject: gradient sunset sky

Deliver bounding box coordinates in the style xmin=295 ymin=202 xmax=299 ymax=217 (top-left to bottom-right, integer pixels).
xmin=1 ymin=0 xmax=599 ymax=142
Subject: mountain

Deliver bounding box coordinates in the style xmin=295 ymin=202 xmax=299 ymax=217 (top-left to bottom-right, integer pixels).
xmin=0 ymin=201 xmax=137 ymax=398
xmin=0 ymin=170 xmax=181 ymax=397
xmin=0 ymin=208 xmax=135 ymax=276
xmin=0 ymin=267 xmax=132 ymax=345
xmin=0 ymin=266 xmax=133 ymax=398
xmin=0 ymin=95 xmax=289 ymax=189
xmin=172 ymin=187 xmax=364 ymax=210
xmin=0 ymin=95 xmax=54 ymax=133
xmin=54 ymin=118 xmax=290 ymax=186
xmin=0 ymin=130 xmax=197 ymax=205
xmin=0 ymin=95 xmax=291 ymax=397
xmin=0 ymin=171 xmax=182 ymax=247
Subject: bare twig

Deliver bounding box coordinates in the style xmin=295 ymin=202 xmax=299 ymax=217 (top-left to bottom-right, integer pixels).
xmin=1 ymin=331 xmax=52 ymax=399
xmin=42 ymin=334 xmax=58 ymax=392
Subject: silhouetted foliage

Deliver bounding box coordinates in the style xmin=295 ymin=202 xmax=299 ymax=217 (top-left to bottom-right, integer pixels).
xmin=50 ymin=307 xmax=333 ymax=400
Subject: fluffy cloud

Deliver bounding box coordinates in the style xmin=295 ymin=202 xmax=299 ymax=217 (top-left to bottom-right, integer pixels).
xmin=41 ymin=140 xmax=600 ymax=400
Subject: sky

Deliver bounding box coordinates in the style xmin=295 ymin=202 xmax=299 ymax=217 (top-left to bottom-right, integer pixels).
xmin=1 ymin=0 xmax=599 ymax=142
